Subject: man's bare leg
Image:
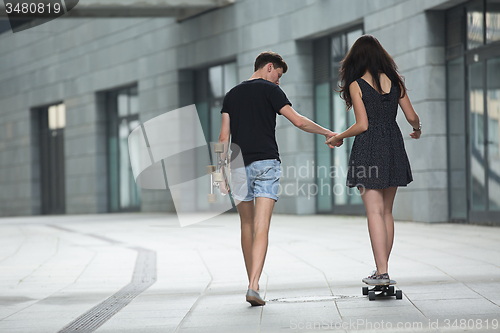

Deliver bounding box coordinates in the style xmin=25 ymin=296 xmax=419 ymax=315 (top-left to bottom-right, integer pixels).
xmin=236 ymin=200 xmax=255 ymax=284
xmin=248 ymin=197 xmax=275 ymax=291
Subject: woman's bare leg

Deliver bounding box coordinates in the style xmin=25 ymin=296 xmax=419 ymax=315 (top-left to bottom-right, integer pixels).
xmin=360 ymin=188 xmax=389 ymax=274
xmin=382 ymin=187 xmax=398 ymax=263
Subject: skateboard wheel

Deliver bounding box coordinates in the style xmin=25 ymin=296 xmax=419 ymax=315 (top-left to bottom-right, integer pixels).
xmin=388 ymin=286 xmax=395 ymax=295
xmin=214 ymin=143 xmax=224 ymax=153
xmin=368 ymin=291 xmax=375 ymax=301
xmin=207 ymin=194 xmax=217 ymax=203
xmin=396 ymin=290 xmax=403 ymax=300
xmin=362 ymin=287 xmax=368 ymax=295
xmin=213 ymin=172 xmax=224 ymax=182
xmin=207 ymin=165 xmax=215 ymax=174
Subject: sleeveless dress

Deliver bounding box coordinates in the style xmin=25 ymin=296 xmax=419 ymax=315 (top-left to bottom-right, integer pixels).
xmin=346 ymin=78 xmax=413 ymax=189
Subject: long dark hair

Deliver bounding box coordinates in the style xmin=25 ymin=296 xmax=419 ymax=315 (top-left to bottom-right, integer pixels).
xmin=338 ymin=35 xmax=406 ymax=110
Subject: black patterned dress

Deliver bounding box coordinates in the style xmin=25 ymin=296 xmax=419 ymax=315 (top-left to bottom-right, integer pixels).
xmin=346 ymin=78 xmax=413 ymax=189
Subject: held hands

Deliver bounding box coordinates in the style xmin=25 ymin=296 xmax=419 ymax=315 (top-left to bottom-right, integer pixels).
xmin=325 ymin=132 xmax=344 ymax=149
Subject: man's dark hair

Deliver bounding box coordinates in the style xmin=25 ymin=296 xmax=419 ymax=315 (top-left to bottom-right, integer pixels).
xmin=254 ymin=51 xmax=288 ymax=73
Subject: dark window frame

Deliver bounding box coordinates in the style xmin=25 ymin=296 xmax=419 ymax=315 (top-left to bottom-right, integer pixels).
xmin=31 ymin=101 xmax=66 ymax=215
xmin=446 ymin=0 xmax=500 ymax=225
xmin=313 ymin=25 xmax=365 ymax=215
xmin=194 ymin=60 xmax=237 ymax=144
xmin=105 ymin=84 xmax=141 ymax=213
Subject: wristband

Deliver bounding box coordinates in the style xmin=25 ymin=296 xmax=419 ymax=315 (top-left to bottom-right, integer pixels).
xmin=413 ymin=122 xmax=422 ymax=132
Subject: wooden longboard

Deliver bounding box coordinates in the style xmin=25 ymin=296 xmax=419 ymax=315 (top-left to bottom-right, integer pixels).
xmin=362 ymin=280 xmax=403 ymax=300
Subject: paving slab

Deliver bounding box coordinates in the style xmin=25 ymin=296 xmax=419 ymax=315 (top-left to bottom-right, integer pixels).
xmin=0 ymin=213 xmax=498 ymax=333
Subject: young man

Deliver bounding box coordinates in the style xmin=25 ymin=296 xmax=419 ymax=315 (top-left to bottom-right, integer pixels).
xmin=219 ymin=51 xmax=342 ymax=306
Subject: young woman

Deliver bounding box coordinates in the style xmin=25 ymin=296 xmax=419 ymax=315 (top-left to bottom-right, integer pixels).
xmin=326 ymin=35 xmax=421 ymax=285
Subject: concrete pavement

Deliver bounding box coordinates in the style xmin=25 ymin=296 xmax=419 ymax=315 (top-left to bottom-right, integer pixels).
xmin=0 ymin=213 xmax=499 ymax=333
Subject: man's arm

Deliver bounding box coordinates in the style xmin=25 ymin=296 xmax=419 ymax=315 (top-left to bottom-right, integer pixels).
xmin=218 ymin=112 xmax=231 ymax=194
xmin=219 ymin=112 xmax=230 ymax=142
xmin=219 ymin=112 xmax=231 ymax=158
xmin=279 ymin=105 xmax=343 ymax=148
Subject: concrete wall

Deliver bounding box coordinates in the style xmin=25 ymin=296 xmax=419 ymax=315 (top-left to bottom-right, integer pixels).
xmin=364 ymin=3 xmax=449 ymax=223
xmin=0 ymin=0 xmax=458 ymax=221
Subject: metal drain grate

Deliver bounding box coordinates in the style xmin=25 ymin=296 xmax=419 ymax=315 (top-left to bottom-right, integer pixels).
xmin=269 ymin=295 xmax=357 ymax=303
xmin=57 ymin=248 xmax=156 ymax=332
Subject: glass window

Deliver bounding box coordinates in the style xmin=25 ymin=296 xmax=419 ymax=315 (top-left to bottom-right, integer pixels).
xmin=117 ymin=91 xmax=128 ymax=117
xmin=197 ymin=101 xmax=210 ymax=144
xmin=224 ymin=62 xmax=238 ymax=94
xmin=315 ymin=27 xmax=363 ymax=214
xmin=117 ymin=87 xmax=138 ymax=117
xmin=119 ymin=119 xmax=131 ymax=208
xmin=210 ymin=103 xmax=222 ymax=142
xmin=447 ymin=1 xmax=500 ymax=223
xmin=129 ymin=87 xmax=139 ymax=115
xmin=48 ymin=103 xmax=65 ymax=130
xmin=38 ymin=102 xmax=66 ymax=214
xmin=209 ymin=65 xmax=224 ymax=99
xmin=315 ymin=83 xmax=332 ymax=212
xmin=447 ymin=57 xmax=467 ymax=220
xmin=469 ymin=62 xmax=487 ymax=210
xmin=487 ymin=0 xmax=500 ymax=44
xmin=347 ymin=29 xmax=363 ymax=49
xmin=331 ymin=34 xmax=346 ymax=63
xmin=333 ymin=91 xmax=348 ymax=205
xmin=195 ymin=61 xmax=238 ymax=144
xmin=467 ymin=1 xmax=485 ymax=49
xmin=107 ymin=86 xmax=141 ymax=212
xmin=194 ymin=62 xmax=237 ymax=210
xmin=486 ymin=57 xmax=500 ymax=210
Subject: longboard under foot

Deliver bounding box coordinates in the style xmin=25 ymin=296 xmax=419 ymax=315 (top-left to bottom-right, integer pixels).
xmin=362 ymin=280 xmax=402 ymax=301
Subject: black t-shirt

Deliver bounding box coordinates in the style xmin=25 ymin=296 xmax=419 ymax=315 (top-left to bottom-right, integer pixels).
xmin=221 ymin=79 xmax=292 ymax=166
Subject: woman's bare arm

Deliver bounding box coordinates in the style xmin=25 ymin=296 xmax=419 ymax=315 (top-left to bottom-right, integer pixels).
xmin=326 ymin=81 xmax=368 ymax=146
xmin=398 ymin=88 xmax=421 ymax=139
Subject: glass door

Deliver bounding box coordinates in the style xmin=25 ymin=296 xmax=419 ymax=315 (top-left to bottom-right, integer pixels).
xmin=314 ymin=27 xmax=364 ymax=214
xmin=486 ymin=57 xmax=500 ymax=211
xmin=107 ymin=86 xmax=141 ymax=212
xmin=467 ymin=54 xmax=500 ymax=224
xmin=469 ymin=62 xmax=486 ymax=211
xmin=39 ymin=103 xmax=66 ymax=214
xmin=447 ymin=0 xmax=500 ymax=225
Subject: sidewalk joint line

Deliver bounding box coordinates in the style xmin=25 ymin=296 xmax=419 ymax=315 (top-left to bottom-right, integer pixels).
xmin=17 ymin=235 xmax=60 ymax=286
xmin=276 ymin=245 xmax=342 ymax=320
xmin=172 ymin=248 xmax=214 ymax=333
xmin=0 ymin=226 xmax=26 ymax=264
xmin=397 ymin=252 xmax=500 ymax=311
xmin=257 ymin=273 xmax=269 ymax=333
xmin=41 ymin=225 xmax=158 ymax=333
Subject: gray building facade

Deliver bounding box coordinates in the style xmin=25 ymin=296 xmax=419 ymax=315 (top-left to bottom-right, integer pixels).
xmin=0 ymin=0 xmax=498 ymax=225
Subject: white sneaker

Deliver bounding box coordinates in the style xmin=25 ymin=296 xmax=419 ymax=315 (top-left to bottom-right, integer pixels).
xmin=362 ymin=272 xmax=390 ymax=285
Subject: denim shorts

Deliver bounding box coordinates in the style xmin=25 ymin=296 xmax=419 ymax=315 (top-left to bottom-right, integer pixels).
xmin=231 ymin=159 xmax=281 ymax=202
